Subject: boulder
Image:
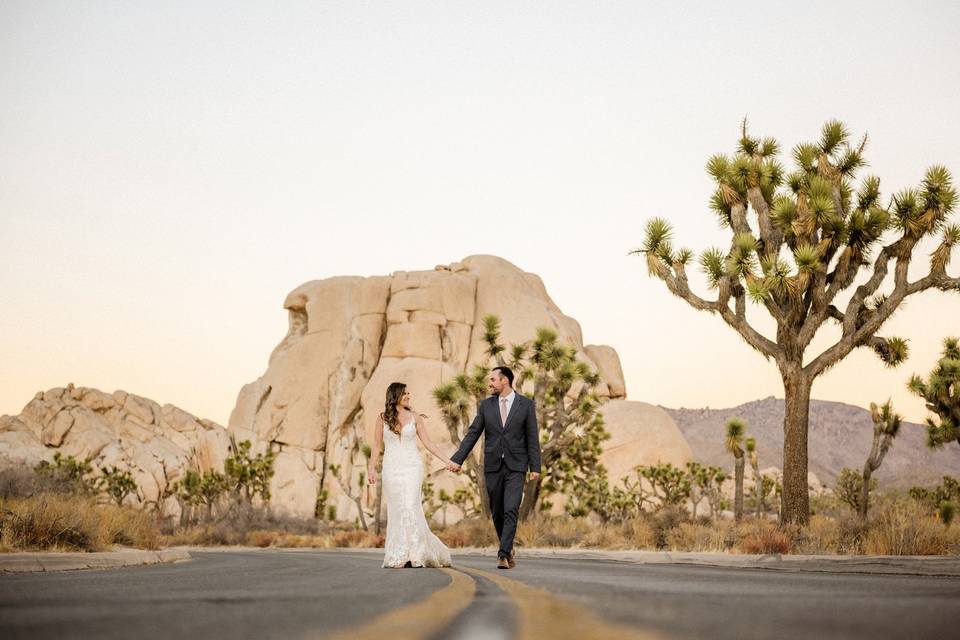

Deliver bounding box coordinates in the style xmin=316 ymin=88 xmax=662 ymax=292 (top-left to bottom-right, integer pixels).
xmin=598 ymin=400 xmax=694 ymax=486
xmin=0 ymin=384 xmax=230 ymax=521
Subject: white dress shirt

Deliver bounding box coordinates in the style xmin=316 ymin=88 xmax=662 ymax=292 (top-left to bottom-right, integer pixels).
xmin=498 ymin=390 xmax=516 ymax=424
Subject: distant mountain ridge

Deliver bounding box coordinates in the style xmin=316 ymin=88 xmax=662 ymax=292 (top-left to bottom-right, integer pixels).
xmin=662 ymin=396 xmax=960 ymax=488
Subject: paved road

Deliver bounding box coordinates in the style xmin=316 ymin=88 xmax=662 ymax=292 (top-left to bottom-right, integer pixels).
xmin=2 ymin=549 xmax=959 ymax=639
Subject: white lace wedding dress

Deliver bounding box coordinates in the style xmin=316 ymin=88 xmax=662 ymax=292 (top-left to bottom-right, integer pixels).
xmin=381 ymin=417 xmax=452 ymax=568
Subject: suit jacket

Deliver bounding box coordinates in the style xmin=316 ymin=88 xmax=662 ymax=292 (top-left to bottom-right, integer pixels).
xmin=451 ymin=392 xmax=542 ymax=474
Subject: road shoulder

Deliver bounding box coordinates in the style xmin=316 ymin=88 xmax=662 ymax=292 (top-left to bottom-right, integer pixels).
xmin=0 ymin=548 xmax=190 ymax=573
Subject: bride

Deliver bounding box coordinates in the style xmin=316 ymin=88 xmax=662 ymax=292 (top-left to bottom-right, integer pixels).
xmin=367 ymin=382 xmax=453 ymax=568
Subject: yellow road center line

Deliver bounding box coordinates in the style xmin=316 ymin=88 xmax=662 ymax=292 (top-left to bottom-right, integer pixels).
xmin=319 ymin=567 xmax=476 ymax=640
xmin=461 ymin=566 xmax=664 ymax=640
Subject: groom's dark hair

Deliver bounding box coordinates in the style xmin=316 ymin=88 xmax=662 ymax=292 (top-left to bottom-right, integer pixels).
xmin=493 ymin=366 xmax=514 ymax=387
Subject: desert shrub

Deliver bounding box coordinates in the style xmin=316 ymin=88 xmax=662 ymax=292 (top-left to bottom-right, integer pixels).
xmin=0 ymin=465 xmax=47 ymax=498
xmin=795 ymin=514 xmax=841 ymax=554
xmin=618 ymin=517 xmax=657 ymax=549
xmin=162 ymin=504 xmax=325 ymax=547
xmin=666 ymin=521 xmax=733 ymax=552
xmin=651 ymin=505 xmax=687 ymax=548
xmin=33 ymin=453 xmax=99 ymax=496
xmin=863 ymin=499 xmax=951 ymax=555
xmin=737 ymin=520 xmax=793 ymax=555
xmin=582 ymin=523 xmax=629 ymax=549
xmin=332 ymin=529 xmax=383 ymax=548
xmin=515 ymin=515 xmax=592 ymax=547
xmin=245 ymin=530 xmax=277 ymax=548
xmin=99 ymin=501 xmax=162 ymax=548
xmin=437 ymin=517 xmax=498 ymax=548
xmin=0 ymin=493 xmax=160 ymax=551
xmin=274 ymin=533 xmax=334 ymax=548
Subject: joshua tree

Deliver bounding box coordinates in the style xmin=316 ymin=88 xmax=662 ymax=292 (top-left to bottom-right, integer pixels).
xmin=224 ymin=437 xmax=277 ymax=507
xmin=98 ymin=465 xmax=138 ymax=507
xmin=685 ymin=461 xmax=711 ymax=519
xmin=703 ymin=466 xmax=729 ymax=519
xmin=634 ymin=120 xmax=959 ymax=523
xmin=725 ymin=418 xmax=746 ymax=521
xmin=174 ymin=468 xmax=228 ymax=524
xmin=35 ymin=452 xmax=98 ymax=495
xmin=673 ymin=462 xmax=729 ymax=520
xmin=909 ymin=337 xmax=960 ymax=449
xmin=433 ymin=364 xmax=492 ymax=517
xmin=859 ymin=400 xmax=902 ymax=519
xmin=636 ymin=462 xmax=692 ymax=508
xmin=329 ymin=460 xmax=373 ymax=531
xmin=909 ymin=475 xmax=960 ymax=513
xmin=835 ymin=467 xmax=876 ymax=514
xmin=745 ymin=437 xmax=764 ymax=518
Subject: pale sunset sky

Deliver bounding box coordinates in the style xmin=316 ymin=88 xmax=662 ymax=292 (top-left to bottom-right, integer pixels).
xmin=2 ymin=1 xmax=959 ymax=426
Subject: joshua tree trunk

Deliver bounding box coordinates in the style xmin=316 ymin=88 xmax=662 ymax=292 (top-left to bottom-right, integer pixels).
xmin=859 ymin=465 xmax=874 ymax=521
xmin=734 ymin=456 xmax=745 ymax=521
xmin=781 ymin=368 xmax=812 ymax=525
xmin=520 ymin=477 xmax=540 ymax=520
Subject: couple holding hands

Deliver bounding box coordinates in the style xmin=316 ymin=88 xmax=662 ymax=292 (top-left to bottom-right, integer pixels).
xmin=368 ymin=366 xmax=541 ymax=569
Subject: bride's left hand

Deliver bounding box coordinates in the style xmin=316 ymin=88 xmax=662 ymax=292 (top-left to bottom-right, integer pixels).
xmin=367 ymin=470 xmax=378 ymax=485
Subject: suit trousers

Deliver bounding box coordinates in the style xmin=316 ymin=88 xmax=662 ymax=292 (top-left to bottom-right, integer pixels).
xmin=485 ymin=463 xmax=525 ymax=558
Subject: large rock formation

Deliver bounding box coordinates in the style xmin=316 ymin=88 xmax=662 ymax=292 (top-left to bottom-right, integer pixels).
xmin=228 ymin=255 xmax=692 ymax=521
xmin=0 ymin=383 xmax=230 ymax=518
xmin=0 ymin=255 xmax=693 ymax=523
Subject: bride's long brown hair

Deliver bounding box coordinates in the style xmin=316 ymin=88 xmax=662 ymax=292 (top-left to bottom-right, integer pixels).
xmin=381 ymin=382 xmax=407 ymax=435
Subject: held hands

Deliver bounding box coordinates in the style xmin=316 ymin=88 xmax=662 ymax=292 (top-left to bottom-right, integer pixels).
xmin=445 ymin=460 xmax=462 ymax=473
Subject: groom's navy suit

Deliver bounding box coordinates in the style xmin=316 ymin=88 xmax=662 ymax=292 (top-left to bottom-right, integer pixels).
xmin=451 ymin=391 xmax=541 ymax=559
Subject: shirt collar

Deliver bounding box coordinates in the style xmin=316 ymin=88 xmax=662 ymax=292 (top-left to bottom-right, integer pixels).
xmin=500 ymin=390 xmax=516 ymax=403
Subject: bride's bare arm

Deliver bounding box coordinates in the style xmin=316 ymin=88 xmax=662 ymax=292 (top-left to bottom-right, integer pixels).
xmin=414 ymin=414 xmax=453 ymax=463
xmin=368 ymin=415 xmax=384 ymax=484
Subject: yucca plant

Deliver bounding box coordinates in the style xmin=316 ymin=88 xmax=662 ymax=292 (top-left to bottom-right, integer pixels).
xmin=859 ymin=400 xmax=902 ymax=520
xmin=634 ymin=120 xmax=959 ymax=523
xmin=725 ymin=418 xmax=747 ymax=521
xmin=909 ymin=337 xmax=960 ymax=449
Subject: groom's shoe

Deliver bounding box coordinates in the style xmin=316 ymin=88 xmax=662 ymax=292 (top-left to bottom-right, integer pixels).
xmin=497 ymin=555 xmax=510 ymax=570
xmin=506 ymin=552 xmax=516 ymax=569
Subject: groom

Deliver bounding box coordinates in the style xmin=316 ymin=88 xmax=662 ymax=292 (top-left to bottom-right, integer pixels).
xmin=447 ymin=366 xmax=541 ymax=569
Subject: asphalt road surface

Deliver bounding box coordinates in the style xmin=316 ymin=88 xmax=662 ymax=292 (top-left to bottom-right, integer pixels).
xmin=2 ymin=549 xmax=959 ymax=640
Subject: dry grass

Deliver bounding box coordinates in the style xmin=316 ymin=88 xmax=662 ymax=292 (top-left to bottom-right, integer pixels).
xmin=667 ymin=521 xmax=735 ymax=552
xmin=794 ymin=515 xmax=841 ymax=554
xmin=0 ymin=493 xmax=160 ymax=552
xmin=440 ymin=515 xmax=658 ymax=551
xmin=162 ymin=521 xmax=385 ymax=549
xmin=619 ymin=517 xmax=657 ymax=549
xmin=736 ymin=520 xmax=793 ymax=555
xmin=862 ymin=499 xmax=960 ymax=555
xmin=516 ymin=515 xmax=593 ymax=547
xmin=437 ymin=517 xmax=498 ymax=548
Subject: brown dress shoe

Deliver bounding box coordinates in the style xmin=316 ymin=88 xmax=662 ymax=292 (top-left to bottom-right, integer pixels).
xmin=506 ymin=552 xmax=516 ymax=568
xmin=497 ymin=555 xmax=510 ymax=570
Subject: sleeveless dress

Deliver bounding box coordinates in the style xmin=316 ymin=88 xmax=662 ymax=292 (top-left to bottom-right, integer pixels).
xmin=380 ymin=417 xmax=452 ymax=568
